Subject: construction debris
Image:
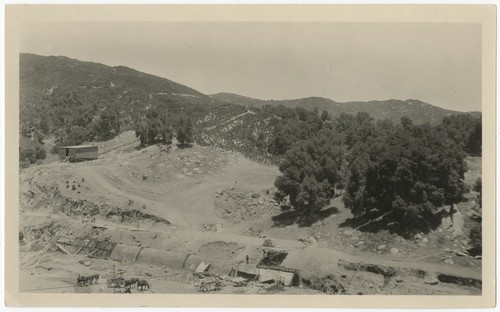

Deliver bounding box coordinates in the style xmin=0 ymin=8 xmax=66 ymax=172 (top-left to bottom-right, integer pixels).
xmin=214 ymin=188 xmax=280 ymax=222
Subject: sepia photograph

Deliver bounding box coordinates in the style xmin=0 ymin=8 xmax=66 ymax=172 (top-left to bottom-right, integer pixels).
xmin=4 ymin=4 xmax=496 ymax=308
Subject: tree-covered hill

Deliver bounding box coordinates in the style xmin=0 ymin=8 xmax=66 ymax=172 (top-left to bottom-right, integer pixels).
xmin=210 ymin=93 xmax=480 ymax=125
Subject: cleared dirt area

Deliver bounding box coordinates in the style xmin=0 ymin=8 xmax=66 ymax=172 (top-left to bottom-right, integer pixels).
xmin=19 ymin=132 xmax=482 ymax=295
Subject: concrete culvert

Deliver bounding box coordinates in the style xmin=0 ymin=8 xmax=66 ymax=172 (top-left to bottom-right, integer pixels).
xmin=135 ymin=248 xmax=187 ymax=270
xmin=110 ymin=244 xmax=142 ymax=263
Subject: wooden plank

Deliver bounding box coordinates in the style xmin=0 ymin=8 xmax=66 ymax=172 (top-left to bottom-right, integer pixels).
xmin=55 ymin=243 xmax=72 ymax=255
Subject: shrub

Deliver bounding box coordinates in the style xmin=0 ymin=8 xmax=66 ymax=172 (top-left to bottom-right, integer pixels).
xmin=469 ymin=222 xmax=482 ymax=253
xmin=19 ymin=160 xmax=30 ymax=169
xmin=19 ymin=136 xmax=46 ymax=164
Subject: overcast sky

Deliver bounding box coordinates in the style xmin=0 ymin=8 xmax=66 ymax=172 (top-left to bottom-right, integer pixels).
xmin=20 ymin=22 xmax=481 ymax=112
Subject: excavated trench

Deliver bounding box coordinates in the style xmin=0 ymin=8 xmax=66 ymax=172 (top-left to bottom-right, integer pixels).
xmin=338 ymin=259 xmax=481 ymax=290
xmin=22 ymin=183 xmax=170 ymax=225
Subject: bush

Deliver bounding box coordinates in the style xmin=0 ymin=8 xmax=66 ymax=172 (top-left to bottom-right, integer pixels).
xmin=19 ymin=160 xmax=30 ymax=169
xmin=19 ymin=136 xmax=46 ymax=164
xmin=469 ymin=222 xmax=482 ymax=253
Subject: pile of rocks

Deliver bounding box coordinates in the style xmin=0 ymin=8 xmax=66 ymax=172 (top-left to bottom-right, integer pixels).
xmin=310 ymin=221 xmax=331 ymax=242
xmin=201 ymin=223 xmax=223 ymax=232
xmin=242 ymin=227 xmax=266 ymax=238
xmin=214 ymin=188 xmax=280 ymax=222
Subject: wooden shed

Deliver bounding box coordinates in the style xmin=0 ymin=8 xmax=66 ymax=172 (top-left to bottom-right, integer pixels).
xmin=58 ymin=145 xmax=98 ymax=162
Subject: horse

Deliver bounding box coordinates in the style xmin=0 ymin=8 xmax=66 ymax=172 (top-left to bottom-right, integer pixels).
xmin=91 ymin=274 xmax=99 ymax=285
xmin=125 ymin=278 xmax=139 ymax=289
xmin=124 ymin=284 xmax=132 ymax=294
xmin=137 ymin=279 xmax=150 ymax=291
xmin=84 ymin=276 xmax=91 ymax=286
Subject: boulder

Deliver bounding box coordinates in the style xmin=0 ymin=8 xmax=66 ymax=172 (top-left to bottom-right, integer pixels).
xmin=390 ymin=248 xmax=399 ymax=255
xmin=355 ymin=241 xmax=365 ymax=247
xmin=343 ymin=230 xmax=356 ymax=237
xmin=424 ymin=274 xmax=439 ymax=285
xmin=443 ymin=258 xmax=454 ymax=265
xmin=451 ymin=211 xmax=465 ymax=238
xmin=440 ymin=216 xmax=453 ymax=230
xmin=377 ymin=244 xmax=387 ymax=250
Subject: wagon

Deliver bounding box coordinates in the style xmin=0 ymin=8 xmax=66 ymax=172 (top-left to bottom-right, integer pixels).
xmin=229 ymin=277 xmax=248 ymax=287
xmin=107 ymin=277 xmax=126 ymax=288
xmin=196 ymin=279 xmax=223 ymax=293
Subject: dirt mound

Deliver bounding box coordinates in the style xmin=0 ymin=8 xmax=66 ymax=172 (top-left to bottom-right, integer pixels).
xmin=301 ymin=274 xmax=346 ymax=294
xmin=23 ymin=181 xmax=170 ymax=226
xmin=106 ymin=208 xmax=170 ymax=225
xmin=214 ymin=187 xmax=281 ymax=222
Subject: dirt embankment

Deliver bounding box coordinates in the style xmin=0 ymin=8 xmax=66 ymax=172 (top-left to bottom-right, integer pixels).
xmin=22 ymin=178 xmax=170 ymax=226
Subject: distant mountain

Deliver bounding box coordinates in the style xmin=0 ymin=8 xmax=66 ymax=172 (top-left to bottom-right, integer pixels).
xmin=20 ymin=53 xmax=214 ymax=113
xmin=210 ymin=93 xmax=480 ymax=125
xmin=209 ymin=93 xmax=267 ymax=108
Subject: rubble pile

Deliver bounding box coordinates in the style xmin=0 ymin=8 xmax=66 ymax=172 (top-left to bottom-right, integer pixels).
xmin=310 ymin=221 xmax=331 ymax=242
xmin=242 ymin=227 xmax=266 ymax=238
xmin=201 ymin=223 xmax=223 ymax=232
xmin=214 ymin=188 xmax=281 ymax=222
xmin=301 ymin=274 xmax=347 ymax=295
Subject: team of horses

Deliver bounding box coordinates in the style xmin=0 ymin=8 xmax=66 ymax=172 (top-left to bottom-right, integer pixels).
xmin=76 ymin=274 xmax=99 ymax=286
xmin=123 ymin=278 xmax=150 ymax=290
xmin=123 ymin=278 xmax=150 ymax=293
xmin=77 ymin=273 xmax=149 ymax=293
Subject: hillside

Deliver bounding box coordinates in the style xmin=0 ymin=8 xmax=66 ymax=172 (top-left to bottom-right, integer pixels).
xmin=20 ymin=53 xmax=208 ymax=103
xmin=19 ymin=53 xmax=481 ymax=167
xmin=20 ymin=53 xmax=219 ymax=140
xmin=210 ymin=93 xmax=480 ymax=125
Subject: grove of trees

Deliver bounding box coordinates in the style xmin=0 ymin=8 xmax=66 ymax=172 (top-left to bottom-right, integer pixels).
xmin=134 ymin=106 xmax=194 ymax=147
xmin=270 ymin=107 xmax=480 ymax=236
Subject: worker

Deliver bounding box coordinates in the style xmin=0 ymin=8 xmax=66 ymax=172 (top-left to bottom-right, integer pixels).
xmin=246 ymin=255 xmax=249 ymax=264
